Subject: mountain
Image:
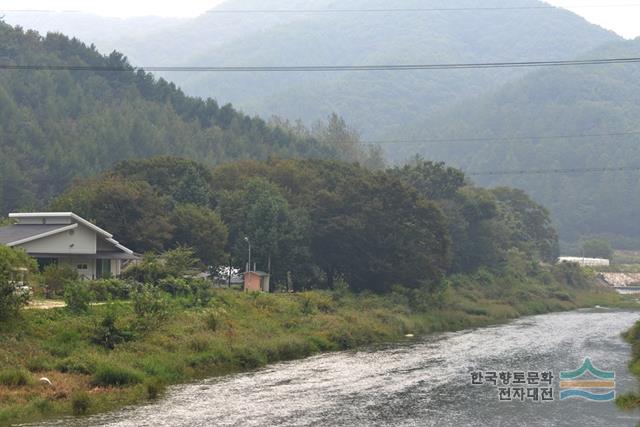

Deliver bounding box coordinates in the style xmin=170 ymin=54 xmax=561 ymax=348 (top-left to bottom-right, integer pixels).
xmin=395 ymin=38 xmax=640 ymax=247
xmin=0 ymin=22 xmax=366 ymax=216
xmin=3 ymin=0 xmax=621 ymax=138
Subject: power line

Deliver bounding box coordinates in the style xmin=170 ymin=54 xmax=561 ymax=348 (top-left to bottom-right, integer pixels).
xmin=2 ymin=57 xmax=640 ymax=73
xmin=467 ymin=166 xmax=640 ymax=176
xmin=203 ymin=4 xmax=640 ymax=13
xmin=360 ymin=130 xmax=640 ymax=145
xmin=3 ymin=4 xmax=640 ymax=14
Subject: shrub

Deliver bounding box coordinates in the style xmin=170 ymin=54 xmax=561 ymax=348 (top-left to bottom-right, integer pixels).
xmin=26 ymin=355 xmax=55 ymax=372
xmin=45 ymin=330 xmax=82 ymax=358
xmin=56 ymin=355 xmax=97 ymax=375
xmin=0 ymin=368 xmax=32 ymax=387
xmin=234 ymin=346 xmax=267 ymax=369
xmin=88 ymin=279 xmax=132 ymax=301
xmin=71 ymin=392 xmax=91 ymax=415
xmin=121 ymin=254 xmax=170 ymax=285
xmin=132 ymin=285 xmax=169 ymax=330
xmin=92 ymin=363 xmax=143 ymax=387
xmin=203 ymin=308 xmax=227 ymax=331
xmin=188 ymin=280 xmax=214 ymax=307
xmin=64 ymin=281 xmax=94 ymax=313
xmin=42 ymin=264 xmax=78 ymax=298
xmin=0 ymin=246 xmax=37 ymax=319
xmin=144 ymin=377 xmax=166 ymax=400
xmin=92 ymin=305 xmax=134 ymax=350
xmin=32 ymin=397 xmax=53 ymax=414
xmin=552 ymin=262 xmax=594 ymax=289
xmin=158 ymin=278 xmax=191 ymax=297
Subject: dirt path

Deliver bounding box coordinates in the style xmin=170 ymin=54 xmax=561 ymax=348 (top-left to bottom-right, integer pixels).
xmin=26 ymin=300 xmax=66 ymax=310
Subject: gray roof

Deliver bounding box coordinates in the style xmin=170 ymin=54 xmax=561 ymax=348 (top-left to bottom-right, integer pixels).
xmin=0 ymin=224 xmax=70 ymax=245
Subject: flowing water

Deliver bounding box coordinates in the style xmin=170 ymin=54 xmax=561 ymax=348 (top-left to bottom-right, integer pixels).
xmin=33 ymin=309 xmax=640 ymax=427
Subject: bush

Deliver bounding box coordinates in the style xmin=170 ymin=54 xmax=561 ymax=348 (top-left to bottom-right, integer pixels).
xmin=552 ymin=262 xmax=594 ymax=289
xmin=188 ymin=280 xmax=214 ymax=307
xmin=0 ymin=368 xmax=32 ymax=387
xmin=88 ymin=279 xmax=132 ymax=301
xmin=26 ymin=355 xmax=55 ymax=372
xmin=145 ymin=377 xmax=166 ymax=400
xmin=92 ymin=363 xmax=143 ymax=387
xmin=0 ymin=246 xmax=37 ymax=320
xmin=42 ymin=264 xmax=78 ymax=298
xmin=121 ymin=254 xmax=170 ymax=285
xmin=0 ymin=282 xmax=30 ymax=321
xmin=92 ymin=306 xmax=134 ymax=350
xmin=56 ymin=355 xmax=97 ymax=375
xmin=158 ymin=278 xmax=191 ymax=297
xmin=203 ymin=308 xmax=227 ymax=331
xmin=71 ymin=392 xmax=91 ymax=415
xmin=64 ymin=281 xmax=94 ymax=313
xmin=132 ymin=285 xmax=169 ymax=330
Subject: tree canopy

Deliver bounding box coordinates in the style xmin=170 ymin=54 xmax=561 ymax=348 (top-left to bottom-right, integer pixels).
xmin=53 ymin=156 xmax=559 ymax=293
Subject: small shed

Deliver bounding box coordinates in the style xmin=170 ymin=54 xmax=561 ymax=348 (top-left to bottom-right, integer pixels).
xmin=244 ymin=271 xmax=270 ymax=293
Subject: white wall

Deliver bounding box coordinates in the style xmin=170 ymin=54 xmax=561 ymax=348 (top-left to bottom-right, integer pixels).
xmin=17 ymin=224 xmax=97 ymax=255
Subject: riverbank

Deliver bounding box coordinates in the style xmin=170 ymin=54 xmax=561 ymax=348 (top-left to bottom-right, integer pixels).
xmin=616 ymin=320 xmax=640 ymax=411
xmin=0 ymin=268 xmax=634 ymax=426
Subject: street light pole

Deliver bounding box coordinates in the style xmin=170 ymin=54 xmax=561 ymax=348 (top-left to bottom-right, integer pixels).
xmin=244 ymin=237 xmax=251 ymax=273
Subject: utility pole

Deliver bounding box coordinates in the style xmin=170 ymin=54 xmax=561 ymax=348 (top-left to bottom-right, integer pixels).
xmin=244 ymin=237 xmax=251 ymax=273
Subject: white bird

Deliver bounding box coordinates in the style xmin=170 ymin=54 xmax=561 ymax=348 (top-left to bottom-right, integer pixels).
xmin=39 ymin=377 xmax=53 ymax=386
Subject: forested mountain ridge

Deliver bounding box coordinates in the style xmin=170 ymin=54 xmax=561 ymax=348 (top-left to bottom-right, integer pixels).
xmin=158 ymin=0 xmax=621 ymax=138
xmin=0 ymin=22 xmax=373 ymax=215
xmin=4 ymin=0 xmax=621 ymax=138
xmin=396 ymin=38 xmax=640 ymax=247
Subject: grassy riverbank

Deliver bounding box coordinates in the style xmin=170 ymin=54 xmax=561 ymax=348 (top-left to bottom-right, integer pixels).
xmin=0 ymin=267 xmax=632 ymax=426
xmin=616 ymin=321 xmax=640 ymax=411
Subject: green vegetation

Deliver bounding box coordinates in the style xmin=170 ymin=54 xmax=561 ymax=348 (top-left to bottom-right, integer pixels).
xmin=52 ymin=157 xmax=558 ymax=294
xmin=400 ymin=37 xmax=640 ymax=249
xmin=81 ymin=0 xmax=617 ymax=139
xmin=0 ymin=22 xmax=376 ymax=216
xmin=582 ymin=239 xmax=615 ymax=261
xmin=0 ymin=258 xmax=629 ymax=425
xmin=616 ymin=322 xmax=640 ymax=410
xmin=0 ymin=246 xmax=36 ymax=320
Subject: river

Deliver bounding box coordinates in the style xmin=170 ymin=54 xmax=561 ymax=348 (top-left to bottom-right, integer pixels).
xmin=32 ymin=309 xmax=640 ymax=427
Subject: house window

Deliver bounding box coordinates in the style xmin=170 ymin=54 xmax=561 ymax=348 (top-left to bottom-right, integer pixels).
xmin=96 ymin=259 xmax=111 ymax=279
xmin=36 ymin=258 xmax=58 ymax=272
xmin=77 ymin=264 xmax=88 ymax=270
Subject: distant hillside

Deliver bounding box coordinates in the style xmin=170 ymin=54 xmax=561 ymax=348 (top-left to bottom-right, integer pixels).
xmin=125 ymin=0 xmax=620 ymax=137
xmin=3 ymin=0 xmax=620 ymax=138
xmin=0 ymin=22 xmax=366 ymax=215
xmin=396 ymin=38 xmax=640 ymax=247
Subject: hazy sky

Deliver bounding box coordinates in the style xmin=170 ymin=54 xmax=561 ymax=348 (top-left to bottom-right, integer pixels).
xmin=2 ymin=0 xmax=639 ymax=38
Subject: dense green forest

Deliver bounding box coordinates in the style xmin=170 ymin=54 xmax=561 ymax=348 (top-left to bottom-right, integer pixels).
xmin=0 ymin=22 xmax=378 ymax=216
xmin=4 ymin=0 xmax=619 ymax=138
xmin=51 ymin=156 xmax=558 ymax=292
xmin=396 ymin=38 xmax=640 ymax=248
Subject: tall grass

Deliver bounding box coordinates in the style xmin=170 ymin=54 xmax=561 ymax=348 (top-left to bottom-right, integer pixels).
xmin=0 ymin=264 xmax=631 ymax=426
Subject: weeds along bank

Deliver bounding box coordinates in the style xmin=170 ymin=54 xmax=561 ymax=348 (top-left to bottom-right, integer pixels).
xmin=616 ymin=322 xmax=640 ymax=412
xmin=0 ymin=262 xmax=631 ymax=425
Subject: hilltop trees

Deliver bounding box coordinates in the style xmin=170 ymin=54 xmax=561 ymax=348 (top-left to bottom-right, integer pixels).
xmin=582 ymin=239 xmax=614 ymax=260
xmin=51 ymin=176 xmax=174 ymax=252
xmin=0 ymin=22 xmax=369 ymax=216
xmin=311 ymin=172 xmax=450 ymax=292
xmin=51 ymin=156 xmax=558 ymax=293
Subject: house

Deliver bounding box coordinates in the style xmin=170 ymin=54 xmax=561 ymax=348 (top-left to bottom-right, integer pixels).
xmin=0 ymin=212 xmax=139 ymax=279
xmin=557 ymin=257 xmax=610 ymax=267
xmin=243 ymin=271 xmax=270 ymax=293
